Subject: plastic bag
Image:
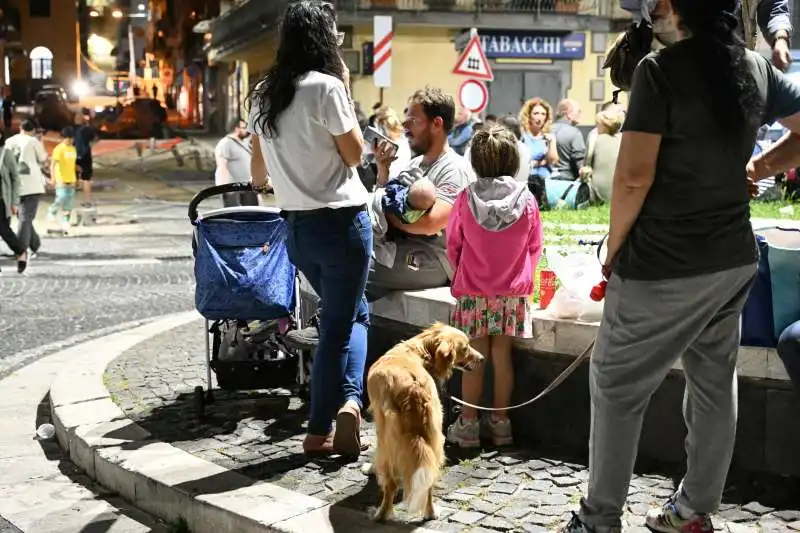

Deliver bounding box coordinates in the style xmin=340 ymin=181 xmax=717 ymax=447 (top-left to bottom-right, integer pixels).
xmin=544 ymin=248 xmax=605 ymax=321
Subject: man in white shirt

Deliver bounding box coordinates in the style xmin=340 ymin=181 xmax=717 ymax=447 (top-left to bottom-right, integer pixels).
xmin=215 ymin=117 xmax=260 ymax=207
xmin=6 ymin=119 xmax=48 ymax=255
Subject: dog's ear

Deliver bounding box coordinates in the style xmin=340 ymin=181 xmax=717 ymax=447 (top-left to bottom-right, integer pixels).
xmin=433 ymin=337 xmax=456 ymax=379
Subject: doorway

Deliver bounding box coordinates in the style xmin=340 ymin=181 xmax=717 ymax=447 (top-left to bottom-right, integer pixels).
xmin=486 ymin=69 xmax=563 ymax=118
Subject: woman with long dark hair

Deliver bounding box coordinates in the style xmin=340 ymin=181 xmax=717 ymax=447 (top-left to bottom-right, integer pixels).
xmin=248 ymin=1 xmax=371 ymax=457
xmin=563 ymin=1 xmax=800 ymax=532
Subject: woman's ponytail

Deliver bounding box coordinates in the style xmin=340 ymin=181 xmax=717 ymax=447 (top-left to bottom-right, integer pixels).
xmin=673 ymin=0 xmax=762 ymax=135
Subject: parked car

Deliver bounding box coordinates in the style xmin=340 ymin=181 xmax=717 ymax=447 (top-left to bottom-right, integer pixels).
xmin=33 ymin=89 xmax=75 ymax=131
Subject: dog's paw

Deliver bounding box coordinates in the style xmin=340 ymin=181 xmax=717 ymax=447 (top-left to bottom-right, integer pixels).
xmin=423 ymin=505 xmax=440 ymax=521
xmin=372 ymin=508 xmax=392 ymax=522
xmin=361 ymin=462 xmax=375 ymax=476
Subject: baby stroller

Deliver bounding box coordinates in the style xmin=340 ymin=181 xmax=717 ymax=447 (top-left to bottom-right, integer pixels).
xmin=189 ymin=182 xmax=311 ymax=418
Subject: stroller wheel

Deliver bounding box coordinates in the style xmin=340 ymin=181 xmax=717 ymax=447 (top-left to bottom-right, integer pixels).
xmin=193 ymin=386 xmax=206 ymax=419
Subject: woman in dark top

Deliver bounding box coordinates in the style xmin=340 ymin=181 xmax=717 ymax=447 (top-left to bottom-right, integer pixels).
xmin=562 ymin=1 xmax=800 ymax=533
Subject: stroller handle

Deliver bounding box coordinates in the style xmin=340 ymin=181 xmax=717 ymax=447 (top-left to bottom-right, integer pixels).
xmin=188 ymin=182 xmax=254 ymax=224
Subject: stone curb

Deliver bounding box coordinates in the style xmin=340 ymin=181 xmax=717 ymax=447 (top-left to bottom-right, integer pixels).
xmin=49 ymin=312 xmax=438 ymax=533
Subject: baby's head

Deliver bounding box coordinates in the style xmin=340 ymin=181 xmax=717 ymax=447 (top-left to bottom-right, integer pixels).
xmin=469 ymin=125 xmax=520 ymax=180
xmin=407 ymin=178 xmax=436 ymax=211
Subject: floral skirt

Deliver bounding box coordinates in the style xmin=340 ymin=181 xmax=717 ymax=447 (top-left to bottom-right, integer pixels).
xmin=450 ymin=295 xmax=533 ymax=339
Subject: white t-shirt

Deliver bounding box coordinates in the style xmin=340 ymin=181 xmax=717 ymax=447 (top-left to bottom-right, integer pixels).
xmin=248 ymin=71 xmax=368 ymax=211
xmin=5 ymin=133 xmax=47 ymax=197
xmin=214 ymin=135 xmax=252 ymax=185
xmin=387 ymin=137 xmax=412 ymax=181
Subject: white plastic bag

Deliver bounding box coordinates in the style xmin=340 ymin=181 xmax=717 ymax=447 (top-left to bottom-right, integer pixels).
xmin=544 ymin=247 xmax=605 ymax=321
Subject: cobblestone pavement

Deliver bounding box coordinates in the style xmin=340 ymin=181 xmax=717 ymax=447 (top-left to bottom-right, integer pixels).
xmin=106 ymin=320 xmax=800 ymax=533
xmin=0 ymin=221 xmax=194 ymax=365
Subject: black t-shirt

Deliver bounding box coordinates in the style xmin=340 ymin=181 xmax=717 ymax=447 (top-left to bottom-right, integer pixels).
xmin=614 ymin=41 xmax=800 ymax=281
xmin=73 ymin=125 xmax=97 ymax=160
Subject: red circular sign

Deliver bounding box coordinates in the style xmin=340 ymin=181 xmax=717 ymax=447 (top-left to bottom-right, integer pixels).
xmin=457 ymin=78 xmax=488 ymax=114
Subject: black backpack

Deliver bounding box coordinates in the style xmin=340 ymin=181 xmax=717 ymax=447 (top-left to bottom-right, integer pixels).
xmin=603 ymin=21 xmax=654 ymax=102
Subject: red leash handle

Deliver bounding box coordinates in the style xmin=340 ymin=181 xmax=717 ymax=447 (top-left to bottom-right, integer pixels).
xmin=590 ymin=280 xmax=607 ymax=302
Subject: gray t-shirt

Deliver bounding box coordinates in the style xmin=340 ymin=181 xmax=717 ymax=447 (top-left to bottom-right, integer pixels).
xmin=551 ymin=119 xmax=586 ymax=181
xmin=214 ymin=135 xmax=252 ymax=185
xmin=405 ymin=149 xmax=474 ymax=276
xmin=616 ymin=43 xmax=800 ymax=280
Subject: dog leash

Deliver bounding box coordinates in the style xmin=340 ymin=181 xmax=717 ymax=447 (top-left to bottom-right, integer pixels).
xmin=447 ymin=338 xmax=595 ymax=412
xmin=447 ymin=234 xmax=608 ymax=412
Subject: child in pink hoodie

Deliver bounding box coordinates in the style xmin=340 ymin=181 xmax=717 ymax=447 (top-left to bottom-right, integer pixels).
xmin=446 ymin=125 xmax=543 ymax=448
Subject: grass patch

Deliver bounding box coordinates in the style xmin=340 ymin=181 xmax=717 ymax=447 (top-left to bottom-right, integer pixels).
xmin=540 ymin=200 xmax=799 ymax=226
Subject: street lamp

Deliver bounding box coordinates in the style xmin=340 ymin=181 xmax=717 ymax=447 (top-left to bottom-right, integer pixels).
xmin=89 ymin=9 xmax=100 ymax=17
xmin=112 ymin=9 xmax=123 ymax=18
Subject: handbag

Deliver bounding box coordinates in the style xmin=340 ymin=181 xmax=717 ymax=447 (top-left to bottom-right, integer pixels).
xmin=544 ymin=177 xmax=591 ymax=210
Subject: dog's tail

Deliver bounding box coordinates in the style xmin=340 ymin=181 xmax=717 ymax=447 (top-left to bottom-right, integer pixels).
xmin=403 ymin=436 xmax=439 ymax=516
xmin=399 ymin=380 xmax=442 ymax=517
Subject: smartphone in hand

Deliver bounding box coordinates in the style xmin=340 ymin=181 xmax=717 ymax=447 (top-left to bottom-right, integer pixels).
xmin=363 ymin=125 xmax=399 ymax=157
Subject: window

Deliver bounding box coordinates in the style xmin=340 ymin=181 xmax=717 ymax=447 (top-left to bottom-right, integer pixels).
xmin=29 ymin=0 xmax=51 ymax=17
xmin=30 ymin=47 xmax=53 ymax=80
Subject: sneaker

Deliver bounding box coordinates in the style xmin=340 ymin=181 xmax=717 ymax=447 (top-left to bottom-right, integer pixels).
xmin=645 ymin=498 xmax=713 ymax=533
xmin=446 ymin=416 xmax=480 ymax=448
xmin=284 ymin=309 xmax=321 ymax=350
xmin=561 ymin=512 xmax=621 ymax=533
xmin=486 ymin=416 xmax=513 ymax=447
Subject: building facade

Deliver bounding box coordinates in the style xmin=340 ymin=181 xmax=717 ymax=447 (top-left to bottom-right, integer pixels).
xmin=2 ymin=0 xmax=80 ymax=103
xmin=204 ymin=0 xmax=630 ymax=133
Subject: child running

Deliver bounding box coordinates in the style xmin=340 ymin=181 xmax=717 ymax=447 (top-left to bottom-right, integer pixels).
xmin=446 ymin=125 xmax=544 ymax=448
xmin=48 ymin=127 xmax=78 ymax=230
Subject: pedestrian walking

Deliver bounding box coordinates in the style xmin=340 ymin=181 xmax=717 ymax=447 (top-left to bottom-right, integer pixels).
xmin=214 ymin=116 xmax=260 ymax=207
xmin=6 ymin=119 xmax=48 ymax=257
xmin=0 ymin=131 xmax=27 ymax=273
xmin=48 ymin=128 xmax=78 ymax=231
xmin=248 ymin=1 xmax=371 ymax=457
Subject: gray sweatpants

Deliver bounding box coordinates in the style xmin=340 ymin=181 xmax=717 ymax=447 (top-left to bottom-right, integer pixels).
xmin=17 ymin=194 xmax=41 ymax=253
xmin=579 ymin=263 xmax=756 ymax=529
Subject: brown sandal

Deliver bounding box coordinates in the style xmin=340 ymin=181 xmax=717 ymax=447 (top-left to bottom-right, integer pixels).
xmin=303 ymin=433 xmax=333 ymax=457
xmin=333 ymin=401 xmax=364 ymax=457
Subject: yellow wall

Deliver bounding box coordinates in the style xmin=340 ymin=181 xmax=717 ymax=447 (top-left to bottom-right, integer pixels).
xmin=221 ymin=26 xmax=627 ymax=128
xmin=225 ymin=36 xmax=278 ymax=117
xmin=12 ymin=1 xmax=80 ymax=87
xmin=566 ymin=31 xmax=627 ymax=126
xmin=349 ymin=26 xmax=623 ymax=127
xmin=351 ymin=25 xmax=463 ymax=116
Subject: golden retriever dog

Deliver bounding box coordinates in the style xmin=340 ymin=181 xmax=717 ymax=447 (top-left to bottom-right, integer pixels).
xmin=366 ymin=322 xmax=484 ymax=522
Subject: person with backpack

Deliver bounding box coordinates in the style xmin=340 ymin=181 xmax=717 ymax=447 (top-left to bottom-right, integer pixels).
xmin=214 ymin=117 xmax=261 ymax=207
xmin=6 ymin=119 xmax=48 ymax=257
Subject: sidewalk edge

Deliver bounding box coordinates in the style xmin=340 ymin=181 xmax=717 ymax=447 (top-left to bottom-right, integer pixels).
xmin=49 ymin=312 xmax=437 ymax=533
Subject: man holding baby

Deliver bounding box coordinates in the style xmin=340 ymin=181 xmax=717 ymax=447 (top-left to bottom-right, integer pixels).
xmin=367 ymin=86 xmax=475 ymax=301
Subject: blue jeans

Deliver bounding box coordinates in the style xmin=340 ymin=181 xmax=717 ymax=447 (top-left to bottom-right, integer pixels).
xmin=778 ymin=320 xmax=800 ymax=393
xmin=285 ymin=206 xmax=372 ymax=436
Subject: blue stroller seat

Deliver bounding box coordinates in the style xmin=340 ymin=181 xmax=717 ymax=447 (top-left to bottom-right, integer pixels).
xmin=189 ymin=183 xmax=310 ymax=417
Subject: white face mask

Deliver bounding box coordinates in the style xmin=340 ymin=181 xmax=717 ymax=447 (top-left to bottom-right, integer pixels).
xmin=653 ymin=15 xmax=678 ymax=45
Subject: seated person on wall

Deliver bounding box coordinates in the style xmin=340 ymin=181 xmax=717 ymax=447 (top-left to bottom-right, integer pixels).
xmin=285 ymin=86 xmax=474 ymax=350
xmin=370 ymin=173 xmax=437 ymax=269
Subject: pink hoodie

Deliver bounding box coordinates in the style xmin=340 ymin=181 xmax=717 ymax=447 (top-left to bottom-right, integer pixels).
xmin=446 ymin=177 xmax=543 ymax=298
